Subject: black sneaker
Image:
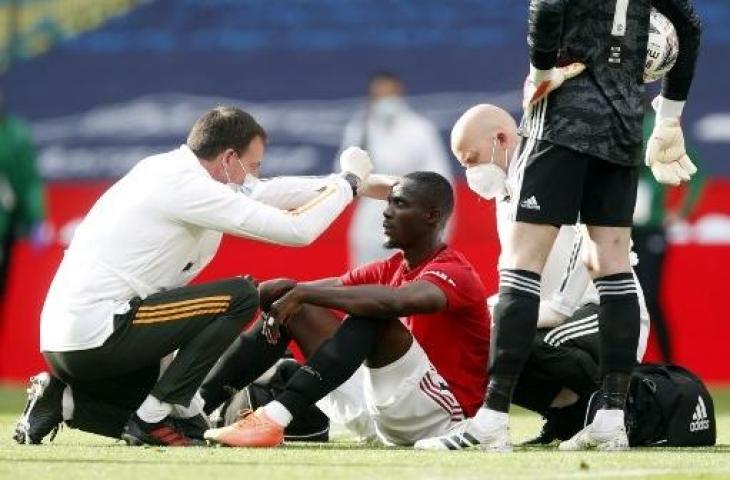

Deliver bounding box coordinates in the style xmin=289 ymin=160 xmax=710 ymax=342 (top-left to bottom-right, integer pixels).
xmin=13 ymin=372 xmax=64 ymax=445
xmin=171 ymin=414 xmax=210 ymax=440
xmin=121 ymin=414 xmax=206 ymax=447
xmin=521 ymin=415 xmax=559 ymax=446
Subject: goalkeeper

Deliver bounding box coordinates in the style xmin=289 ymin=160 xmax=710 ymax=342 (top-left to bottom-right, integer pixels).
xmin=418 ymin=0 xmax=701 ymax=452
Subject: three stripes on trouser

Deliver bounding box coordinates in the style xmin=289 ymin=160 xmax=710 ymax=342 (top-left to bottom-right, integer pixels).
xmin=132 ymin=295 xmax=232 ymax=325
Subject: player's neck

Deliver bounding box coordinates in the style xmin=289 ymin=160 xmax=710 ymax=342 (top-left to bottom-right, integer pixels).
xmin=403 ymin=238 xmax=446 ymax=270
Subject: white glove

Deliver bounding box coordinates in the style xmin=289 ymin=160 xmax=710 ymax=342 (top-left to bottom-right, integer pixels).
xmin=645 ymin=97 xmax=697 ymax=185
xmin=523 ymin=63 xmax=586 ymax=113
xmin=358 ymin=174 xmax=400 ymax=200
xmin=339 ymin=146 xmax=373 ymax=182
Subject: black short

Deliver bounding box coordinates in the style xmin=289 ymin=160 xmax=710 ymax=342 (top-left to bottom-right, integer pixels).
xmin=508 ymin=139 xmax=639 ymax=227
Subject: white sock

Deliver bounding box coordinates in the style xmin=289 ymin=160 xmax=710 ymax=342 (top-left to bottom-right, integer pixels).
xmin=136 ymin=395 xmax=173 ymax=424
xmin=473 ymin=407 xmax=509 ymax=431
xmin=172 ymin=392 xmax=205 ymax=419
xmin=61 ymin=386 xmax=74 ymax=422
xmin=263 ymin=401 xmax=293 ymax=427
xmin=592 ymin=409 xmax=624 ymax=431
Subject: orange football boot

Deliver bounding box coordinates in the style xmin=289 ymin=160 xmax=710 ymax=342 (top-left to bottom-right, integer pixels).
xmin=204 ymin=408 xmax=284 ymax=448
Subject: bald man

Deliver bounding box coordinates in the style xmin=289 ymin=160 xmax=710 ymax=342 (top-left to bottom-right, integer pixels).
xmin=416 ymin=104 xmax=650 ymax=450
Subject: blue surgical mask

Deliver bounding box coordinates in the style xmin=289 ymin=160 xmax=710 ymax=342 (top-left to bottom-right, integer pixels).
xmin=370 ymin=97 xmax=407 ymax=121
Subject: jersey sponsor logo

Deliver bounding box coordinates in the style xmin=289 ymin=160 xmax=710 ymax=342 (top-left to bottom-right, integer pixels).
xmin=423 ymin=270 xmax=456 ymax=287
xmin=520 ymin=196 xmax=541 ymax=211
xmin=690 ymin=396 xmax=710 ymax=432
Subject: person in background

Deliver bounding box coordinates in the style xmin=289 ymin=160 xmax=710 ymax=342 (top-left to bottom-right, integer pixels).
xmin=0 ymin=85 xmax=47 ymax=298
xmin=340 ymin=71 xmax=452 ymax=267
xmin=632 ymin=107 xmax=704 ymax=363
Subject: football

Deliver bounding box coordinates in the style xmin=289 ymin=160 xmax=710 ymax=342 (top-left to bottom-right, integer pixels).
xmin=644 ymin=8 xmax=679 ymax=83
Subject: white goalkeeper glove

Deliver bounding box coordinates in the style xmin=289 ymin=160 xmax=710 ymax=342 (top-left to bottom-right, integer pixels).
xmin=523 ymin=63 xmax=586 ymax=114
xmin=645 ymin=96 xmax=697 ymax=186
xmin=339 ymin=146 xmax=373 ymax=183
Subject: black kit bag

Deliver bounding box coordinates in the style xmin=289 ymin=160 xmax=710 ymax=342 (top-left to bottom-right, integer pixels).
xmin=215 ymin=358 xmax=330 ymax=442
xmin=586 ymin=363 xmax=716 ymax=447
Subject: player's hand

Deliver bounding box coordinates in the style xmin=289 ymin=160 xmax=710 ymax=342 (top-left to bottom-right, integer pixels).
xmin=339 ymin=147 xmax=373 ymax=182
xmin=522 ymin=63 xmax=586 ymax=113
xmin=258 ymin=278 xmax=297 ymax=312
xmin=358 ymin=173 xmax=400 ymax=200
xmin=645 ymin=117 xmax=697 ymax=186
xmin=262 ymin=289 xmax=302 ymax=344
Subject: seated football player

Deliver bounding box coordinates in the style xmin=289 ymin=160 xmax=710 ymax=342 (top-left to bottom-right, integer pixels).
xmin=429 ymin=104 xmax=649 ymax=448
xmin=200 ymin=171 xmax=491 ymax=447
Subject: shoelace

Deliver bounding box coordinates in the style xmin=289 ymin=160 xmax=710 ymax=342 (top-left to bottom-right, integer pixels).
xmin=233 ymin=409 xmax=268 ymax=430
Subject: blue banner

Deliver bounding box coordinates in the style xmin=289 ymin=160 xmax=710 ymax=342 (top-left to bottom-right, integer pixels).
xmin=5 ymin=0 xmax=729 ymax=178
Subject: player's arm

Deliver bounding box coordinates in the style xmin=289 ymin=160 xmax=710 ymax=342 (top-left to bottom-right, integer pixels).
xmin=523 ymin=0 xmax=584 ymax=111
xmin=263 ymin=281 xmax=446 ymax=341
xmin=652 ymin=0 xmax=702 ymax=105
xmin=282 ymin=281 xmax=446 ymax=318
xmin=527 ymin=0 xmax=568 ymax=71
xmin=646 ymin=0 xmax=702 ymax=185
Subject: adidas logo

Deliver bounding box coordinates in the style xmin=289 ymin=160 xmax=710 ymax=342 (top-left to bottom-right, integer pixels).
xmin=690 ymin=396 xmax=710 ymax=432
xmin=520 ymin=196 xmax=541 ymax=211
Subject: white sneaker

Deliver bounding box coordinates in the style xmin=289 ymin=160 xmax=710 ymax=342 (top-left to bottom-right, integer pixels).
xmin=559 ymin=409 xmax=629 ymax=452
xmin=414 ymin=417 xmax=511 ymax=452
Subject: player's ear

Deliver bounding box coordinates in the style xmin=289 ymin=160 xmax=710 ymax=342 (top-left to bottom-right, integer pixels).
xmin=426 ymin=207 xmax=442 ymax=227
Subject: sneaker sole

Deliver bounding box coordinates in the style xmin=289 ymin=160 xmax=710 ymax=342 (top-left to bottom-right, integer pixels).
xmin=14 ymin=374 xmax=52 ymax=445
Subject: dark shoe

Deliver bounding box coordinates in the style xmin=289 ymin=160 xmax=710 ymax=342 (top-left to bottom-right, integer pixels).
xmin=522 ymin=415 xmax=559 ymax=445
xmin=172 ymin=414 xmax=210 ymax=440
xmin=13 ymin=372 xmax=64 ymax=445
xmin=121 ymin=414 xmax=206 ymax=447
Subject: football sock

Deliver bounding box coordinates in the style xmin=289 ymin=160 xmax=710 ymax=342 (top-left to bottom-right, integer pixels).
xmin=473 ymin=406 xmax=509 ymax=432
xmin=61 ymin=385 xmax=74 ymax=422
xmin=172 ymin=391 xmax=205 ymax=419
xmin=276 ymin=315 xmax=377 ymax=419
xmin=263 ymin=400 xmax=294 ymax=427
xmin=595 ymin=272 xmax=640 ymax=409
xmin=200 ymin=317 xmax=290 ymax=414
xmin=485 ymin=269 xmax=541 ymax=413
xmin=136 ymin=394 xmax=172 ymax=424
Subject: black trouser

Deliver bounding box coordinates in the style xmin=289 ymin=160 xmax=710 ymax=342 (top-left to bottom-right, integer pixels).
xmin=44 ymin=277 xmax=259 ymax=439
xmin=632 ymin=227 xmax=672 ymax=362
xmin=513 ymin=303 xmax=601 ymax=416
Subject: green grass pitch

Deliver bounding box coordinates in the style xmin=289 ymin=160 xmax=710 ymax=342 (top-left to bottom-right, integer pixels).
xmin=0 ymin=385 xmax=728 ymax=480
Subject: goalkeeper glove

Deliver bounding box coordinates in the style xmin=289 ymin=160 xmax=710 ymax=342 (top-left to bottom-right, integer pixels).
xmin=645 ymin=96 xmax=697 ymax=186
xmin=523 ymin=63 xmax=586 ymax=114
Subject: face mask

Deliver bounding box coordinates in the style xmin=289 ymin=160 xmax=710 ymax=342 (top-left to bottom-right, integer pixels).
xmin=223 ymin=157 xmax=258 ymax=195
xmin=370 ymin=97 xmax=406 ymax=121
xmin=465 ymin=138 xmax=508 ymax=200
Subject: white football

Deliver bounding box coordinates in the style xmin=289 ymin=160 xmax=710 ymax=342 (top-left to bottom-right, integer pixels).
xmin=644 ymin=8 xmax=679 ymax=83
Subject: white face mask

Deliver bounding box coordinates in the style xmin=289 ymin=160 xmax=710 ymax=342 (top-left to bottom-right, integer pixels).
xmin=465 ymin=138 xmax=508 ymax=200
xmin=370 ymin=97 xmax=406 ymax=121
xmin=223 ymin=157 xmax=259 ymax=195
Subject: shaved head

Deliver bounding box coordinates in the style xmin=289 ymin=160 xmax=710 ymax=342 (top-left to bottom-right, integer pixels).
xmin=450 ymin=104 xmax=519 ymax=169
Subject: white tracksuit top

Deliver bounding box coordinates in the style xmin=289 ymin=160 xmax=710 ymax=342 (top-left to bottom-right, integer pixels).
xmin=41 ymin=145 xmax=352 ymax=352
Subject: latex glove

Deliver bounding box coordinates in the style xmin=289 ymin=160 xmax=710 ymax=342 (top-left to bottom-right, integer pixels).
xmin=523 ymin=63 xmax=586 ymax=113
xmin=358 ymin=174 xmax=400 ymax=200
xmin=339 ymin=146 xmax=373 ymax=182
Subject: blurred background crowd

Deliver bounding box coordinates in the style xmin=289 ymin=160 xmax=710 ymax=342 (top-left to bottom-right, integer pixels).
xmin=0 ymin=0 xmax=727 ymax=384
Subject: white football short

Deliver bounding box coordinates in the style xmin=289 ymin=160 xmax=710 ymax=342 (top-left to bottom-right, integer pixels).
xmin=316 ymin=338 xmax=464 ymax=446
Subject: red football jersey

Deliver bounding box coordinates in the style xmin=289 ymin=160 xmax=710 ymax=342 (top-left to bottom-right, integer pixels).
xmin=340 ymin=245 xmax=490 ymax=417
